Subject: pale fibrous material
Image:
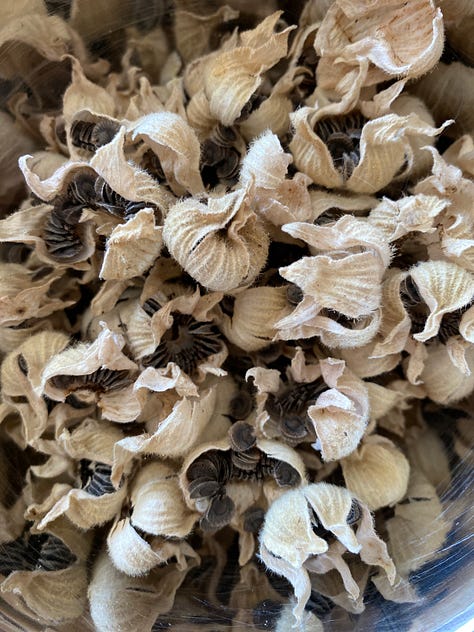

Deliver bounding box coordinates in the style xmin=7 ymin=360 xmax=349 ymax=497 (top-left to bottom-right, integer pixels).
xmin=0 ymin=0 xmax=468 ymax=629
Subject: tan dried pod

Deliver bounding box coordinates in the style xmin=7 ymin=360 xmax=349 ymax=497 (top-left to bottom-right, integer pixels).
xmin=219 ymin=286 xmax=293 ymax=351
xmin=443 ymin=135 xmax=474 ymax=177
xmin=174 ymin=5 xmax=239 ymax=63
xmin=89 ymin=551 xmax=194 ymax=632
xmin=0 ymin=518 xmax=90 ymax=625
xmin=112 ymin=388 xmax=219 ymax=484
xmin=384 ymin=468 xmax=450 ymax=577
xmin=58 ymin=418 xmax=124 ymax=465
xmin=129 ymin=462 xmax=198 ymax=538
xmin=127 ymin=112 xmax=204 ymax=196
xmin=89 ymin=127 xmax=174 ymax=216
xmin=407 ymin=260 xmax=474 ymax=343
xmin=405 ymin=425 xmax=451 ymax=491
xmin=163 ymin=187 xmax=269 ymax=292
xmin=204 ymin=12 xmax=294 ymax=126
xmin=420 ymin=343 xmax=474 ymax=404
xmin=99 ymin=209 xmax=162 ymax=280
xmin=289 ymin=103 xmax=449 ymax=194
xmin=414 ymin=62 xmax=474 ymax=139
xmin=340 ymin=436 xmax=410 ymax=510
xmin=368 ymin=194 xmax=447 ymax=242
xmin=315 ymin=0 xmax=443 ymax=85
xmin=107 ymin=517 xmax=197 ymax=577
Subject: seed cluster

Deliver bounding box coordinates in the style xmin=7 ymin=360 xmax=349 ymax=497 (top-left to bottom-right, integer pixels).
xmin=0 ymin=0 xmax=472 ymax=630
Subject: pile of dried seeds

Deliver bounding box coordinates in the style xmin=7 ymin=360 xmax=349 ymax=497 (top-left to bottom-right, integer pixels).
xmin=0 ymin=0 xmax=473 ymax=630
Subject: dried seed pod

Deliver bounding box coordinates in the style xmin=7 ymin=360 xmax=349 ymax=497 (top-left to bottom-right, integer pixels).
xmin=228 ymin=420 xmax=256 ymax=452
xmin=316 ymin=112 xmax=367 ymax=182
xmin=43 ymin=203 xmax=87 ymax=261
xmin=273 ymin=460 xmax=301 ymax=487
xmin=70 ymin=119 xmax=120 ymax=153
xmin=34 ymin=534 xmax=77 ymax=572
xmin=94 ymin=176 xmax=149 ymax=220
xmin=201 ymin=124 xmax=241 ymax=188
xmin=80 ymin=460 xmax=117 ymax=497
xmin=229 ymin=386 xmax=255 ymax=420
xmin=142 ymin=314 xmax=223 ymax=375
xmin=231 ymin=447 xmax=262 ymax=474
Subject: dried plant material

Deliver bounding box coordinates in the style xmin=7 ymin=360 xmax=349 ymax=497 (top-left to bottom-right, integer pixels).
xmin=315 ymin=0 xmax=443 ymax=88
xmin=0 ymin=1 xmax=471 ymax=626
xmin=218 ymin=286 xmax=293 ymax=351
xmin=260 ymin=483 xmax=395 ymax=622
xmin=128 ymin=112 xmax=204 ymax=196
xmin=416 ymin=61 xmax=474 ymax=138
xmin=99 ymin=209 xmax=162 ymax=280
xmin=203 ymin=12 xmax=294 ymax=126
xmin=89 ymin=552 xmax=194 ymax=632
xmin=341 ymin=436 xmax=410 ymax=510
xmin=163 ymin=187 xmax=269 ymax=291
xmin=290 ymin=102 xmax=449 ymax=193
xmin=384 ymin=468 xmax=450 ymax=578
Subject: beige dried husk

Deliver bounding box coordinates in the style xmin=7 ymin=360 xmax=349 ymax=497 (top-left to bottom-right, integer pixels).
xmin=89 ymin=551 xmax=196 ymax=632
xmin=420 ymin=343 xmax=474 ymax=404
xmin=239 ymin=131 xmax=312 ymax=225
xmin=341 ymin=435 xmax=410 ymax=510
xmin=0 ymin=111 xmax=37 ymax=207
xmin=382 ymin=468 xmax=451 ymax=579
xmin=251 ymin=352 xmax=370 ymax=461
xmin=276 ymin=216 xmax=390 ymax=347
xmin=0 ymin=518 xmax=91 ymax=625
xmin=37 ymin=323 xmax=140 ymax=423
xmin=260 ymin=483 xmax=395 ymax=622
xmin=218 ymin=286 xmax=293 ymax=352
xmin=405 ymin=424 xmax=451 ymax=491
xmin=127 ymin=112 xmax=203 ymax=196
xmin=111 ymin=387 xmax=225 ymax=485
xmin=314 ymin=0 xmax=443 ymax=91
xmin=289 ymin=94 xmax=449 ymax=194
xmin=163 ymin=186 xmax=269 ymax=292
xmin=99 ymin=208 xmax=162 ymax=280
xmin=200 ymin=12 xmax=294 ymax=126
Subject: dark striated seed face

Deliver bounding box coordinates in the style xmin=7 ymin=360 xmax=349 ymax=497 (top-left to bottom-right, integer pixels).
xmin=200 ymin=493 xmax=235 ymax=531
xmin=142 ymin=313 xmax=222 ymax=375
xmin=33 ymin=534 xmax=77 ymax=571
xmin=187 ymin=451 xmax=232 ymax=486
xmin=230 ymin=447 xmax=261 ymax=472
xmin=43 ymin=203 xmax=84 ymax=261
xmin=51 ymin=368 xmax=132 ymax=395
xmin=188 ymin=479 xmax=223 ymax=500
xmin=0 ymin=538 xmax=35 ymax=576
xmin=80 ymin=460 xmax=117 ymax=496
xmin=273 ymin=460 xmax=301 ymax=487
xmin=316 ymin=111 xmax=367 ymax=180
xmin=286 ymin=283 xmax=304 ymax=305
xmin=346 ymin=499 xmax=361 ymax=525
xmin=228 ymin=420 xmax=256 ymax=452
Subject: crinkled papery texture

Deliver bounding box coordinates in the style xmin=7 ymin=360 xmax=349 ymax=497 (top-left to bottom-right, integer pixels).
xmin=341 ymin=436 xmax=410 ymax=510
xmin=372 ymin=269 xmax=412 ymax=358
xmin=0 ymin=264 xmax=75 ymax=327
xmin=58 ymin=417 xmax=124 ymax=465
xmin=1 ymin=331 xmax=69 ymax=443
xmin=27 ymin=475 xmax=127 ymax=530
xmin=289 ymin=106 xmax=449 ymax=193
xmin=89 ymin=552 xmax=195 ymax=632
xmin=204 ymin=12 xmax=294 ymax=126
xmin=112 ymin=388 xmax=219 ymax=485
xmin=276 ymin=217 xmax=389 ymax=346
xmin=218 ymin=286 xmax=293 ymax=352
xmin=383 ymin=468 xmax=450 ymax=578
xmin=62 ymin=58 xmax=115 ymax=122
xmin=260 ymin=483 xmax=394 ymax=622
xmin=410 ymin=260 xmax=474 ymax=342
xmin=163 ymin=187 xmax=269 ymax=292
xmin=315 ymin=0 xmax=443 ymax=87
xmin=99 ymin=209 xmax=162 ymax=280
xmin=128 ymin=112 xmax=203 ymax=196
xmin=239 ymin=131 xmax=312 ymax=225
xmin=90 ymin=127 xmax=175 ymax=213
xmin=420 ymin=344 xmax=474 ymax=404
xmin=368 ymin=194 xmax=448 ymax=242
xmin=307 ymin=359 xmax=369 ymax=461
xmin=0 ymin=523 xmax=90 ymax=625
xmin=36 ymin=323 xmax=140 ymax=423
xmin=107 ymin=518 xmax=197 ymax=577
